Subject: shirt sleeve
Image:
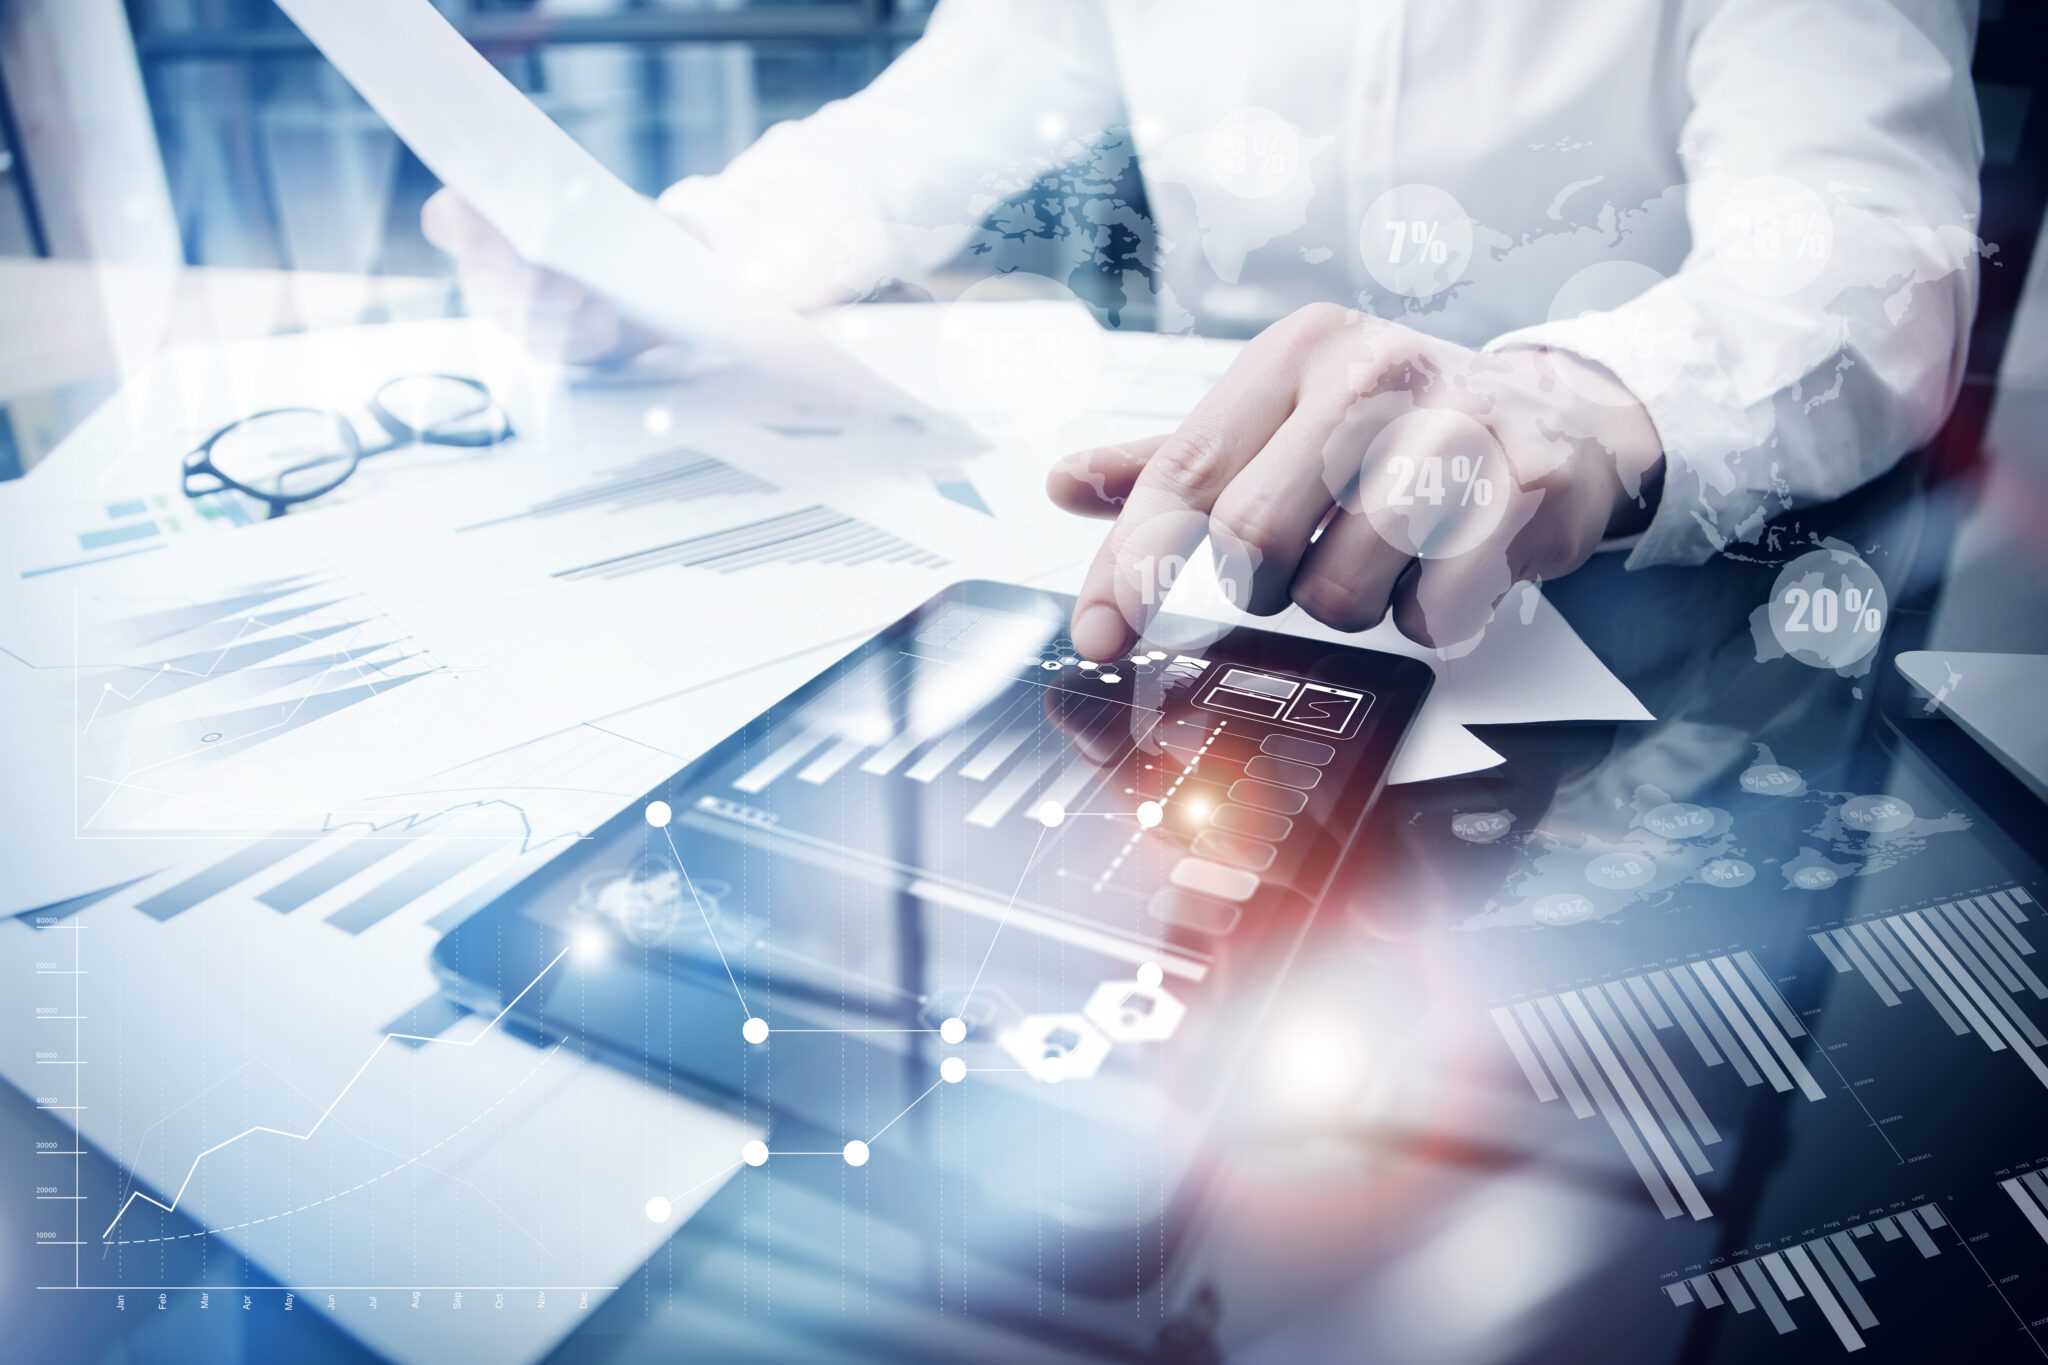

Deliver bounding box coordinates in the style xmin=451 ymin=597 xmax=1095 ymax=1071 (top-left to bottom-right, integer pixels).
xmin=655 ymin=0 xmax=1124 ymax=313
xmin=1484 ymin=0 xmax=1984 ymax=568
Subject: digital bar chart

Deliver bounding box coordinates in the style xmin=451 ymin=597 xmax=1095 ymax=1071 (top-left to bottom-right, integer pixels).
xmin=1493 ymin=951 xmax=1824 ymax=1220
xmin=1812 ymin=888 xmax=2048 ymax=1089
xmin=721 ymin=645 xmax=1157 ymax=835
xmin=2000 ymin=1169 xmax=2048 ymax=1248
xmin=1662 ymin=1204 xmax=1952 ymax=1352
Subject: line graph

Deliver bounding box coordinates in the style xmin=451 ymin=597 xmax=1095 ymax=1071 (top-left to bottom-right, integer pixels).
xmin=101 ymin=1039 xmax=566 ymax=1250
xmin=99 ymin=943 xmax=570 ymax=1240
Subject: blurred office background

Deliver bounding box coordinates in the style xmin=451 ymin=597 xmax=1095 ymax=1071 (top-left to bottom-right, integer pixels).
xmin=0 ymin=0 xmax=936 ymax=272
xmin=0 ymin=0 xmax=2041 ymax=490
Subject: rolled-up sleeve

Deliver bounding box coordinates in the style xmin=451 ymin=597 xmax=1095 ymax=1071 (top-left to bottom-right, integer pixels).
xmin=657 ymin=0 xmax=1123 ymax=313
xmin=1486 ymin=0 xmax=1983 ymax=567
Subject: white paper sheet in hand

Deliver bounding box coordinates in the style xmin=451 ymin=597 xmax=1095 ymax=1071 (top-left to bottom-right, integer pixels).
xmin=272 ymin=0 xmax=924 ymax=421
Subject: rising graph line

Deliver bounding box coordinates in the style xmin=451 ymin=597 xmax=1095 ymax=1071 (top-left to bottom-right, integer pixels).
xmin=101 ymin=1041 xmax=566 ymax=1251
xmin=960 ymin=824 xmax=1047 ymax=1013
xmin=100 ymin=944 xmax=570 ymax=1240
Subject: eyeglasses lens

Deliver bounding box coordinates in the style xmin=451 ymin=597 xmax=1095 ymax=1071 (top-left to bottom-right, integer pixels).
xmin=208 ymin=410 xmax=359 ymax=501
xmin=376 ymin=376 xmax=503 ymax=443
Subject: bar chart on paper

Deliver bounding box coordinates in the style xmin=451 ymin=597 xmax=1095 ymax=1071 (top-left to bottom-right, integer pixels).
xmin=456 ymin=448 xmax=775 ymax=529
xmin=70 ymin=569 xmax=441 ymax=764
xmin=55 ymin=721 xmax=681 ymax=941
xmin=0 ymin=557 xmax=475 ymax=911
xmin=1491 ymin=951 xmax=1826 ymax=1220
xmin=451 ymin=448 xmax=952 ymax=580
xmin=554 ymin=504 xmax=948 ymax=581
xmin=1661 ymin=1203 xmax=1957 ymax=1353
xmin=13 ymin=489 xmax=260 ymax=580
xmin=1812 ymin=888 xmax=2048 ymax=1089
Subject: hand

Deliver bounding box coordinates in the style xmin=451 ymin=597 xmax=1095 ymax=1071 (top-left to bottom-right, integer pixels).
xmin=1047 ymin=303 xmax=1665 ymax=658
xmin=420 ymin=189 xmax=659 ymax=365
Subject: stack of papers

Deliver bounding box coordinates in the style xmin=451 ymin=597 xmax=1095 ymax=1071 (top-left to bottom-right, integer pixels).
xmin=0 ymin=321 xmax=1025 ymax=914
xmin=0 ymin=321 xmax=1006 ymax=1365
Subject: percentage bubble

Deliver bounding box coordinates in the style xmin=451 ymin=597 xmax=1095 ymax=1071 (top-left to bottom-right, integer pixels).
xmin=1546 ymin=261 xmax=1691 ymax=403
xmin=1840 ymin=794 xmax=1915 ymax=835
xmin=1385 ymin=219 xmax=1452 ymax=265
xmin=1452 ymin=810 xmax=1515 ymax=843
xmin=1531 ymin=892 xmax=1597 ymax=926
xmin=1359 ymin=410 xmax=1512 ymax=560
xmin=1642 ymin=802 xmax=1716 ymax=840
xmin=1249 ymin=134 xmax=1288 ymax=176
xmin=1586 ymin=852 xmax=1657 ymax=891
xmin=1759 ymin=545 xmax=1888 ymax=672
xmin=1712 ymin=175 xmax=1834 ymax=296
xmin=938 ymin=273 xmax=1106 ymax=437
xmin=1701 ymin=859 xmax=1756 ymax=888
xmin=1361 ymin=184 xmax=1474 ymax=299
xmin=1207 ymin=107 xmax=1304 ymax=199
xmin=1740 ymin=761 xmax=1805 ymax=797
xmin=1790 ymin=864 xmax=1840 ymax=891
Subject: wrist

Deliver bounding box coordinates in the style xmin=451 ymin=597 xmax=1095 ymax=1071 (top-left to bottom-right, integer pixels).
xmin=1540 ymin=349 xmax=1665 ymax=539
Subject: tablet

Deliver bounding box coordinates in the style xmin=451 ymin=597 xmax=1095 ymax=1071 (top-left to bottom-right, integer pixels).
xmin=433 ymin=579 xmax=1432 ymax=1292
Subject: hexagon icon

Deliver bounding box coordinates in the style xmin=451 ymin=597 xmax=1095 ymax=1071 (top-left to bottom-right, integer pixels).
xmin=1084 ymin=979 xmax=1187 ymax=1043
xmin=1000 ymin=1013 xmax=1111 ymax=1083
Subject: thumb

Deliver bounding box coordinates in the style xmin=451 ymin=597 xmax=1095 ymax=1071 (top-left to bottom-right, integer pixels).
xmin=421 ymin=189 xmax=509 ymax=258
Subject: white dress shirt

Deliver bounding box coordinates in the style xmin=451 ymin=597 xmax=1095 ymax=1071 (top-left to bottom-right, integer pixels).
xmin=659 ymin=0 xmax=1984 ymax=567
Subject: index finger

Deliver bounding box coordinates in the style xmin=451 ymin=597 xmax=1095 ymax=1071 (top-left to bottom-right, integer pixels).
xmin=1068 ymin=314 xmax=1337 ymax=659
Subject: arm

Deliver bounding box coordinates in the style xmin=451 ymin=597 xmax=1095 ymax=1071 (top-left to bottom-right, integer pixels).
xmin=425 ymin=0 xmax=1121 ymax=359
xmin=1046 ymin=0 xmax=1981 ymax=658
xmin=657 ymin=0 xmax=1125 ymax=311
xmin=1484 ymin=0 xmax=1983 ymax=566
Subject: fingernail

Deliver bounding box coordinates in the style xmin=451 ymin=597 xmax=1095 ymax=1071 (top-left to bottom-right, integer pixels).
xmin=1072 ymin=603 xmax=1130 ymax=661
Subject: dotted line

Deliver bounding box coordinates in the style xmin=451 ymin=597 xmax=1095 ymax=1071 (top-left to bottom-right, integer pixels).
xmin=1090 ymin=719 xmax=1223 ymax=893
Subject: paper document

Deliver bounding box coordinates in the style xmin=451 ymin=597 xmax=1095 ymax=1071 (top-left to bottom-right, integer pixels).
xmin=0 ymin=322 xmax=1041 ymax=914
xmin=5 ymin=748 xmax=759 ymax=1365
xmin=273 ymin=0 xmax=929 ymax=423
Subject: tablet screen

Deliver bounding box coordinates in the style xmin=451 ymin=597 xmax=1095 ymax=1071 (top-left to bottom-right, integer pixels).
xmin=492 ymin=580 xmax=1430 ymax=1085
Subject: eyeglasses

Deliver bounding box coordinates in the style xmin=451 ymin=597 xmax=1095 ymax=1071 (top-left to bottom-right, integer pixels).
xmin=182 ymin=373 xmax=515 ymax=519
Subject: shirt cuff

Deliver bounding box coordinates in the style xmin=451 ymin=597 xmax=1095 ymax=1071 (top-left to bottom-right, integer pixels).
xmin=1484 ymin=294 xmax=1734 ymax=570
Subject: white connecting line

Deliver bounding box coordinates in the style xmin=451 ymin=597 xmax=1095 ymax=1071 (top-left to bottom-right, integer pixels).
xmin=959 ymin=823 xmax=1047 ymax=1015
xmin=100 ymin=943 xmax=571 ymax=1241
xmin=763 ymin=1079 xmax=947 ymax=1160
xmin=660 ymin=825 xmax=749 ymax=1016
xmin=644 ymin=798 xmax=1046 ymax=1180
